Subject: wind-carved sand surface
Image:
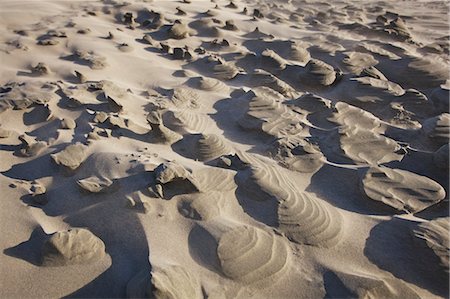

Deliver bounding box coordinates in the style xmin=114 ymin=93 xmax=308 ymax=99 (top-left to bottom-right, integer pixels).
xmin=0 ymin=0 xmax=448 ymax=298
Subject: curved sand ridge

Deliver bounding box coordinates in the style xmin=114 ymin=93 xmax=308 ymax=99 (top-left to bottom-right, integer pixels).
xmin=332 ymin=102 xmax=383 ymax=133
xmin=213 ymin=61 xmax=241 ymax=80
xmin=194 ymin=167 xmax=237 ymax=193
xmin=289 ymin=42 xmax=311 ymax=63
xmin=342 ymin=51 xmax=378 ymax=75
xmin=196 ymin=76 xmax=228 ymax=92
xmin=217 ymin=225 xmax=289 ymax=284
xmin=126 ymin=264 xmax=202 ymax=299
xmin=238 ymin=154 xmax=344 ymax=247
xmin=166 ymin=109 xmax=215 ymax=134
xmin=278 ymin=192 xmax=343 ymax=247
xmin=238 ymin=88 xmax=303 ymax=138
xmin=379 ymin=56 xmax=449 ymax=89
xmin=360 ymin=167 xmax=446 ymax=213
xmin=249 ymin=69 xmax=297 ymax=97
xmin=261 ymin=49 xmax=287 ymax=71
xmin=413 ymin=217 xmax=449 ymax=274
xmin=195 ymin=133 xmax=234 ymax=161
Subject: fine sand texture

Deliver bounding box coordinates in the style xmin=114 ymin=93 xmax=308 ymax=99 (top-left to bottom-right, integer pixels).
xmin=0 ymin=0 xmax=449 ymax=298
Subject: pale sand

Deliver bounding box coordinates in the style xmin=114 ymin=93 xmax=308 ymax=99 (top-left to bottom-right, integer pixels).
xmin=0 ymin=0 xmax=449 ymax=298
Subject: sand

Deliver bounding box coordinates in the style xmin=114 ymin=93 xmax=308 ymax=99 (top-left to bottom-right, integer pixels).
xmin=0 ymin=0 xmax=449 ymax=298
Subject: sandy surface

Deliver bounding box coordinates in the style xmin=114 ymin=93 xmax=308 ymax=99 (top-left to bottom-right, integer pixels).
xmin=0 ymin=0 xmax=449 ymax=298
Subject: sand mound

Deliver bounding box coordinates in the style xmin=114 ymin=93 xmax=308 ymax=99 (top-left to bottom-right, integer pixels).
xmin=335 ymin=126 xmax=403 ymax=165
xmin=71 ymin=50 xmax=107 ymax=70
xmin=249 ymin=69 xmax=297 ymax=97
xmin=278 ymin=192 xmax=343 ymax=247
xmin=380 ymin=56 xmax=449 ymax=89
xmin=194 ymin=133 xmax=233 ymax=162
xmin=150 ymin=162 xmax=200 ymax=198
xmin=1 ymin=0 xmax=449 ymax=297
xmin=0 ymin=81 xmax=58 ymax=111
xmin=269 ymin=136 xmax=324 ymax=173
xmin=51 ymin=143 xmax=87 ymax=171
xmin=17 ymin=134 xmax=47 ymax=157
xmin=147 ymin=111 xmax=182 ymax=145
xmin=77 ymin=176 xmax=115 ymax=193
xmin=342 ymin=51 xmax=378 ymax=75
xmin=126 ymin=264 xmax=202 ymax=299
xmin=195 ymin=76 xmax=227 ymax=92
xmin=217 ymin=225 xmax=289 ymax=284
xmin=41 ymin=228 xmax=106 ymax=266
xmin=238 ymin=88 xmax=302 ymax=138
xmin=169 ymin=21 xmax=194 ymax=39
xmin=261 ymin=49 xmax=287 ymax=71
xmin=414 ymin=217 xmax=449 ymax=273
xmin=189 ymin=19 xmax=222 ymax=37
xmin=289 ymin=43 xmax=310 ymax=63
xmin=423 ymin=113 xmax=450 ymax=144
xmin=360 ymin=167 xmax=446 ymax=213
xmin=299 ymin=59 xmax=337 ymax=87
xmin=213 ymin=62 xmax=241 ymax=81
xmin=171 ymin=87 xmax=200 ymax=109
xmin=332 ymin=102 xmax=383 ymax=132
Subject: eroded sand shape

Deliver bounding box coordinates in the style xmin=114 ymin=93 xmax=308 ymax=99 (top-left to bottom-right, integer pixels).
xmin=217 ymin=225 xmax=289 ymax=284
xmin=360 ymin=167 xmax=446 ymax=213
xmin=41 ymin=228 xmax=106 ymax=266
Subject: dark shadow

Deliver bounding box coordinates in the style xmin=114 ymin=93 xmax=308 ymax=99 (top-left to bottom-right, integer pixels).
xmin=210 ymin=92 xmax=273 ymax=147
xmin=364 ymin=218 xmax=449 ymax=297
xmin=28 ymin=119 xmax=60 ymax=142
xmin=323 ymin=271 xmax=355 ymax=299
xmin=23 ymin=105 xmax=52 ymax=126
xmin=233 ymin=169 xmax=278 ymax=227
xmin=2 ymin=153 xmax=57 ymax=181
xmin=306 ymin=164 xmax=398 ymax=215
xmin=60 ymin=53 xmax=93 ymax=68
xmin=16 ymin=70 xmax=41 ymax=78
xmin=187 ymin=224 xmax=220 ymax=274
xmin=43 ymin=166 xmax=152 ymax=297
xmin=3 ymin=226 xmax=48 ymax=266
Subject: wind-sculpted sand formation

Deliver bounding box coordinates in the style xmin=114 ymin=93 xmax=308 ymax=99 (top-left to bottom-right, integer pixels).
xmin=0 ymin=0 xmax=448 ymax=298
